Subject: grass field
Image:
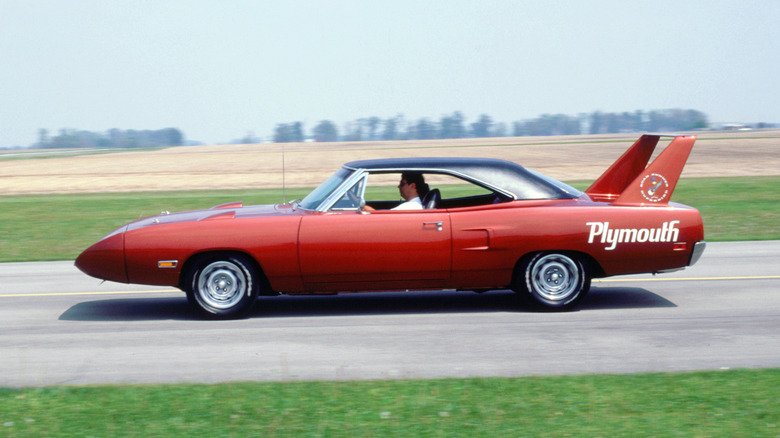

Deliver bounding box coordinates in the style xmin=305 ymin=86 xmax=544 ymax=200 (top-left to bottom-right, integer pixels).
xmin=2 ymin=369 xmax=778 ymax=436
xmin=1 ymin=176 xmax=778 ymax=263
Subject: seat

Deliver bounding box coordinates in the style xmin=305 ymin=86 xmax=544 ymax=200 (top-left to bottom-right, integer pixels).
xmin=422 ymin=188 xmax=441 ymax=209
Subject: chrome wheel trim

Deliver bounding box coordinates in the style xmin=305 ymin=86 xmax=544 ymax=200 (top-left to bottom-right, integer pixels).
xmin=196 ymin=261 xmax=248 ymax=310
xmin=529 ymin=254 xmax=580 ymax=303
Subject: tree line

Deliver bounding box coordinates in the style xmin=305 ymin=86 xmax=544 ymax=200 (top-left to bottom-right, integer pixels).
xmin=26 ymin=108 xmax=709 ymax=149
xmin=272 ymin=109 xmax=709 ymax=143
xmin=34 ymin=127 xmax=184 ymax=149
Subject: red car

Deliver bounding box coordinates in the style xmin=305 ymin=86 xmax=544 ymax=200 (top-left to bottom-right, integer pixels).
xmin=76 ymin=134 xmax=705 ymax=318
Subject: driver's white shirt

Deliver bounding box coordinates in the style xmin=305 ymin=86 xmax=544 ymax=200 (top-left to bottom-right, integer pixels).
xmin=392 ymin=197 xmax=423 ymax=210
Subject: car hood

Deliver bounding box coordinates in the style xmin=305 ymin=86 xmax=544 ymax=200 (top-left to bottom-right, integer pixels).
xmin=126 ymin=203 xmax=298 ymax=231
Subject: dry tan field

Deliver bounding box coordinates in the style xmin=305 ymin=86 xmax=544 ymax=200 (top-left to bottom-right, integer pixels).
xmin=2 ymin=130 xmax=779 ymax=194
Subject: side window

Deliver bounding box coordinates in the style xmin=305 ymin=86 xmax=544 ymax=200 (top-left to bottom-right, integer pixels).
xmin=426 ymin=174 xmax=509 ymax=208
xmin=330 ymin=176 xmax=366 ymax=211
xmin=424 ymin=174 xmax=493 ymax=199
xmin=360 ymin=172 xmax=494 ymax=203
xmin=363 ymin=173 xmax=403 ymax=202
xmin=359 ymin=172 xmax=504 ymax=210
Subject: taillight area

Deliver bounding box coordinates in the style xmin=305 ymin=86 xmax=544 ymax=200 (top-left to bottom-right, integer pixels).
xmin=673 ymin=242 xmax=687 ymax=251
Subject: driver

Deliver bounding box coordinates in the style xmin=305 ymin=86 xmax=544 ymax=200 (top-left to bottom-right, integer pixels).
xmin=393 ymin=172 xmax=428 ymax=210
xmin=364 ymin=172 xmax=430 ymax=211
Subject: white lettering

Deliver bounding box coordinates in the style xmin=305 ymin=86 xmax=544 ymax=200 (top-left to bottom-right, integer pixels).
xmin=619 ymin=228 xmax=637 ymax=243
xmin=604 ymin=228 xmax=616 ymax=250
xmin=586 ymin=222 xmax=604 ymax=243
xmin=586 ymin=221 xmax=681 ymax=250
xmin=668 ymin=220 xmax=680 ymax=241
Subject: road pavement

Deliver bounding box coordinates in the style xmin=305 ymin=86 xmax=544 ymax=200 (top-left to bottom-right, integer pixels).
xmin=1 ymin=241 xmax=779 ymax=388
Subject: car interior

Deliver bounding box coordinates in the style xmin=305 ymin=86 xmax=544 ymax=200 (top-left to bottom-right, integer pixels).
xmin=334 ymin=171 xmax=513 ymax=211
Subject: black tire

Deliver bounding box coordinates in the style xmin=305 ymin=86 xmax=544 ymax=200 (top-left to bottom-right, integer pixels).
xmin=187 ymin=254 xmax=259 ymax=319
xmin=518 ymin=252 xmax=590 ymax=310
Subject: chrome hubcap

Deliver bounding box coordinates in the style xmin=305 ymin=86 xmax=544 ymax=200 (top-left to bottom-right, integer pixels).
xmin=197 ymin=261 xmax=247 ymax=310
xmin=530 ymin=254 xmax=580 ymax=302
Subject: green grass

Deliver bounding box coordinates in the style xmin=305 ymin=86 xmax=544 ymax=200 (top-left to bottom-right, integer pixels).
xmin=1 ymin=176 xmax=778 ymax=262
xmin=1 ymin=369 xmax=778 ymax=436
xmin=675 ymin=177 xmax=780 ymax=241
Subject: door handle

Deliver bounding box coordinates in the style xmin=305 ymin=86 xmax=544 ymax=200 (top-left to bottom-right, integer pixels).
xmin=423 ymin=221 xmax=444 ymax=231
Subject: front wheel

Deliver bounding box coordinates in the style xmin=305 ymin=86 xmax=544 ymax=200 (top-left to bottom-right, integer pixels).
xmin=187 ymin=255 xmax=259 ymax=318
xmin=518 ymin=253 xmax=590 ymax=310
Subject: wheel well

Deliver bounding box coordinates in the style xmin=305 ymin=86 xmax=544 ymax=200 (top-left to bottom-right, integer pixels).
xmin=511 ymin=250 xmax=604 ymax=288
xmin=179 ymin=250 xmax=275 ymax=295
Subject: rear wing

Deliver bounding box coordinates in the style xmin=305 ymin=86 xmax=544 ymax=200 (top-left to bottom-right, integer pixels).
xmin=585 ymin=134 xmax=696 ymax=205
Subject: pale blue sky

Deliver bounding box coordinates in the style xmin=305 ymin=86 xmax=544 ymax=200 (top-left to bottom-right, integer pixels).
xmin=1 ymin=0 xmax=778 ymax=147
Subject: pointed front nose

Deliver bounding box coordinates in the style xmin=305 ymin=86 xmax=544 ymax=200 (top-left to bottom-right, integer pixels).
xmin=75 ymin=227 xmax=128 ymax=283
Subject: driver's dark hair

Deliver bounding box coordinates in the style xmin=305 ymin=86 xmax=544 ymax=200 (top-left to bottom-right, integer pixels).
xmin=402 ymin=172 xmax=429 ymax=197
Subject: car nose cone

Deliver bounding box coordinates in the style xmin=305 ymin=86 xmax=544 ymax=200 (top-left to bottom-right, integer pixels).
xmin=75 ymin=230 xmax=128 ymax=283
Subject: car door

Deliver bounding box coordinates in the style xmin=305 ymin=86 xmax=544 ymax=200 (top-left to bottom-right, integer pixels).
xmin=298 ymin=210 xmax=452 ymax=291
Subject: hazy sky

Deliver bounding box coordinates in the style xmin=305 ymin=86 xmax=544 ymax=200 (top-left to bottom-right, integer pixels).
xmin=1 ymin=0 xmax=778 ymax=147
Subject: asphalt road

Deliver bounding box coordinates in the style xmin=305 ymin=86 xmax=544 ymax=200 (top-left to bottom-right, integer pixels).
xmin=1 ymin=241 xmax=779 ymax=388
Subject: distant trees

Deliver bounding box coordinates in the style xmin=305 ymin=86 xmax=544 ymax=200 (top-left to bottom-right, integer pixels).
xmin=381 ymin=115 xmax=404 ymax=140
xmin=34 ymin=128 xmax=184 ymax=149
xmin=407 ymin=118 xmax=437 ymax=140
xmin=365 ymin=116 xmax=381 ymax=140
xmin=341 ymin=120 xmax=363 ymax=142
xmin=26 ymin=108 xmax=711 ymax=149
xmin=470 ymin=114 xmax=493 ymax=138
xmin=273 ymin=122 xmax=304 ymax=143
xmin=439 ymin=112 xmax=466 ymax=138
xmin=513 ymin=114 xmax=582 ymax=136
xmin=268 ymin=108 xmax=709 ymax=143
xmin=312 ymin=120 xmax=339 ymax=142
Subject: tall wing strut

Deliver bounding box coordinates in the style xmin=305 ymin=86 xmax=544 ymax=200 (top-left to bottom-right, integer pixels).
xmin=585 ymin=135 xmax=660 ymax=202
xmin=585 ymin=135 xmax=697 ymax=206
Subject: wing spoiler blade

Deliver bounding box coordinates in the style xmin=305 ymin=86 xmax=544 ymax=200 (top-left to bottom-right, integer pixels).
xmin=585 ymin=135 xmax=697 ymax=205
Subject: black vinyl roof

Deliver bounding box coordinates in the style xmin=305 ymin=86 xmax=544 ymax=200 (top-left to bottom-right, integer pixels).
xmin=344 ymin=157 xmax=581 ymax=200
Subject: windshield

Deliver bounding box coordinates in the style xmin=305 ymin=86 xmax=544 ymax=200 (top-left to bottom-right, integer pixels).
xmin=299 ymin=167 xmax=355 ymax=210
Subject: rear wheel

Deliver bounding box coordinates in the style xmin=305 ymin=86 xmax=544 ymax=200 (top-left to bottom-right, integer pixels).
xmin=518 ymin=252 xmax=590 ymax=310
xmin=187 ymin=254 xmax=259 ymax=318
